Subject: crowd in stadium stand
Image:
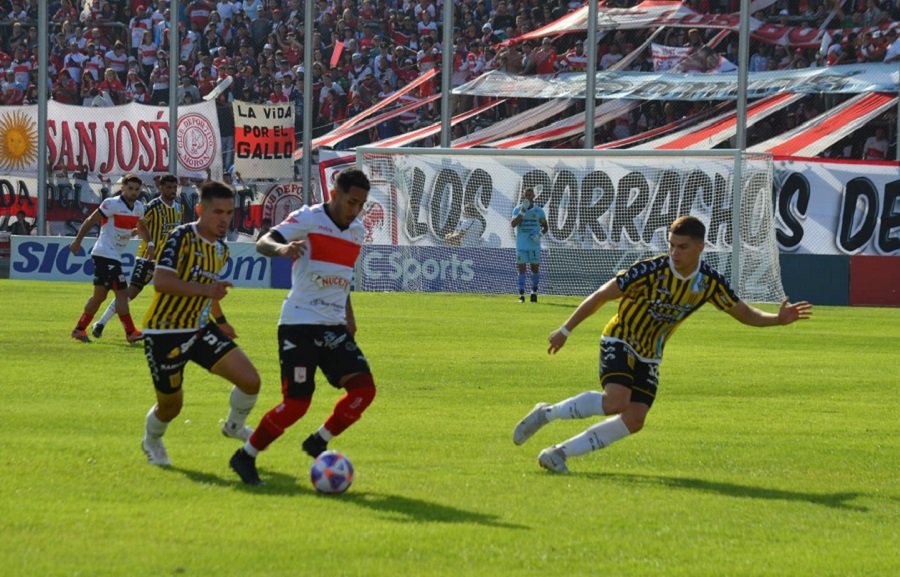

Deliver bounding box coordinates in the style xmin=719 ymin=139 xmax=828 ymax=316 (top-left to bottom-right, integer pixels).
xmin=0 ymin=0 xmax=897 ymax=163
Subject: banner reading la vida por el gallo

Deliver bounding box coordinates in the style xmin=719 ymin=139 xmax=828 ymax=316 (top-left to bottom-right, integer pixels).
xmin=233 ymin=101 xmax=295 ymax=180
xmin=0 ymin=101 xmax=222 ymax=180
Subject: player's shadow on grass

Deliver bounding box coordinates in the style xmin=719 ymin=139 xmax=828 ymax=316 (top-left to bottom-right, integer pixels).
xmin=340 ymin=491 xmax=527 ymax=529
xmin=166 ymin=465 xmax=303 ymax=494
xmin=583 ymin=472 xmax=868 ymax=512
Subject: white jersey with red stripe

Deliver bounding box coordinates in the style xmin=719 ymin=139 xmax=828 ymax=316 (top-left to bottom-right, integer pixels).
xmin=91 ymin=196 xmax=145 ymax=261
xmin=273 ymin=203 xmax=365 ymax=326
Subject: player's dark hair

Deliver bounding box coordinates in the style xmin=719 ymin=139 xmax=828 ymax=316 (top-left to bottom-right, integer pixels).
xmin=199 ymin=180 xmax=235 ymax=204
xmin=158 ymin=173 xmax=177 ymax=185
xmin=335 ymin=168 xmax=371 ymax=194
xmin=670 ymin=215 xmax=706 ymax=241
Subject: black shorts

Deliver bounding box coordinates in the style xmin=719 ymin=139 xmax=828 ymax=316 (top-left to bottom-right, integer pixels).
xmin=599 ymin=339 xmax=660 ymax=407
xmin=143 ymin=323 xmax=238 ymax=394
xmin=92 ymin=255 xmax=128 ymax=290
xmin=278 ymin=324 xmax=371 ymax=399
xmin=130 ymin=257 xmax=155 ymax=289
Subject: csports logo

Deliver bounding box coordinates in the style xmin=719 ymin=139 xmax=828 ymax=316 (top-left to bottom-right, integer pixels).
xmin=176 ymin=114 xmax=217 ymax=171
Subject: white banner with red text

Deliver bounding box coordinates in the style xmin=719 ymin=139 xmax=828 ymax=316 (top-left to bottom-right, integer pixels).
xmin=0 ymin=101 xmax=222 ymax=180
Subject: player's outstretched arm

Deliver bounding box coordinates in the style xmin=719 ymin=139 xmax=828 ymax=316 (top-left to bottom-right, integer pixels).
xmin=727 ymin=297 xmax=813 ymax=327
xmin=548 ymin=278 xmax=622 ymax=354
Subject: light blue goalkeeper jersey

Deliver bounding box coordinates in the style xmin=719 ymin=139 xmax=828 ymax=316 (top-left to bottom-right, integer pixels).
xmin=512 ymin=204 xmax=546 ymax=251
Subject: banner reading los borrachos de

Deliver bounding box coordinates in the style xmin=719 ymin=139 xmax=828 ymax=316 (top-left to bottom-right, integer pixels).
xmin=360 ymin=155 xmax=899 ymax=257
xmin=0 ymin=101 xmax=222 ymax=180
xmin=773 ymin=157 xmax=900 ymax=256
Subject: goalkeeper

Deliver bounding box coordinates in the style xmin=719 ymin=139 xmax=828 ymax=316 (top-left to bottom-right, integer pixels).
xmin=510 ymin=187 xmax=548 ymax=303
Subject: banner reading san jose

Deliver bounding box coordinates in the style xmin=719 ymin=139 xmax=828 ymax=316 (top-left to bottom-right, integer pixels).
xmin=233 ymin=101 xmax=294 ymax=179
xmin=0 ymin=101 xmax=221 ymax=179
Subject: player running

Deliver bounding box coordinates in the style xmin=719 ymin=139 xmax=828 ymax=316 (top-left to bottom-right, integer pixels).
xmin=92 ymin=173 xmax=183 ymax=339
xmin=513 ymin=216 xmax=813 ymax=473
xmin=230 ymin=168 xmax=377 ymax=486
xmin=69 ymin=173 xmax=149 ymax=343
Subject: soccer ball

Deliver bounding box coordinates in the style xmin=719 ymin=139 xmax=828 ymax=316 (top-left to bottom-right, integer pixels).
xmin=310 ymin=450 xmax=354 ymax=494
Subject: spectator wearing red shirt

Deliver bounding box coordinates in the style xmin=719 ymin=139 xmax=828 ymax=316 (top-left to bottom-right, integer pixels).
xmin=98 ymin=69 xmax=127 ymax=105
xmin=53 ymin=0 xmax=79 ymax=23
xmin=534 ymin=38 xmax=558 ymax=74
xmin=52 ymin=70 xmax=79 ymax=104
xmin=187 ymin=1 xmax=215 ymax=32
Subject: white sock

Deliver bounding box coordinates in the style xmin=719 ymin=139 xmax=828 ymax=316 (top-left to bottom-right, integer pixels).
xmin=97 ymin=298 xmax=119 ymax=326
xmin=316 ymin=426 xmax=334 ymax=442
xmin=560 ymin=415 xmax=631 ymax=457
xmin=145 ymin=406 xmax=168 ymax=439
xmin=226 ymin=388 xmax=257 ymax=426
xmin=242 ymin=441 xmax=258 ymax=457
xmin=548 ymin=391 xmax=606 ymax=420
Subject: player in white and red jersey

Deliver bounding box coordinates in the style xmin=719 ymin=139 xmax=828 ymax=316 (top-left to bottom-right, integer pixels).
xmin=230 ymin=168 xmax=376 ymax=485
xmin=69 ymin=173 xmax=150 ymax=344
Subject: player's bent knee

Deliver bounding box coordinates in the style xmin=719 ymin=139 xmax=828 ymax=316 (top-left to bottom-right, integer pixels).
xmin=267 ymin=397 xmax=311 ymax=429
xmin=237 ymin=368 xmax=261 ymax=394
xmin=620 ymin=408 xmax=647 ymax=433
xmin=340 ymin=373 xmax=376 ymax=417
xmin=156 ymin=398 xmax=183 ymax=421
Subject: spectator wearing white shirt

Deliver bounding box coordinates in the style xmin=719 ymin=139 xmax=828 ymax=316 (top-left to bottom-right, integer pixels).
xmin=862 ymin=128 xmax=889 ymax=160
xmin=599 ymin=43 xmax=623 ymax=70
xmin=884 ymin=30 xmax=900 ymax=64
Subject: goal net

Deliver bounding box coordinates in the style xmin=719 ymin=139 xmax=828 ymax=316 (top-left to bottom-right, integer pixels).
xmin=355 ymin=148 xmax=784 ymax=303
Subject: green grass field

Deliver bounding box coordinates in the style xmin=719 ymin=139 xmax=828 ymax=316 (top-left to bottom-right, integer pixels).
xmin=1 ymin=279 xmax=898 ymax=576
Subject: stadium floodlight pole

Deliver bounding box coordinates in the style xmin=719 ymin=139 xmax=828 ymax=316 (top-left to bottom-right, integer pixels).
xmin=731 ymin=0 xmax=752 ymax=296
xmin=440 ymin=0 xmax=453 ymax=148
xmin=36 ymin=0 xmax=48 ymax=235
xmin=169 ymin=0 xmax=180 ymax=174
xmin=584 ymin=0 xmax=598 ymax=148
xmin=303 ymin=0 xmax=314 ymax=204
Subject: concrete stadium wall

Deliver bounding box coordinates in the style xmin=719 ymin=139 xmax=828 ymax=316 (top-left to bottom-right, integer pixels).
xmin=850 ymin=256 xmax=900 ymax=307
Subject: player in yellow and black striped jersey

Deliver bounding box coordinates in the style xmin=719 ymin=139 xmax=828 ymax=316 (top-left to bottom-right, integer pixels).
xmin=512 ymin=215 xmax=813 ymax=474
xmin=92 ymin=174 xmax=184 ymax=339
xmin=602 ymin=254 xmax=739 ymax=361
xmin=138 ymin=180 xmax=262 ymax=471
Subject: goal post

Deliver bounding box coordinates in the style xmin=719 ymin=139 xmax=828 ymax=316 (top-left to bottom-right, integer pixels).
xmin=354 ymin=147 xmax=785 ymax=303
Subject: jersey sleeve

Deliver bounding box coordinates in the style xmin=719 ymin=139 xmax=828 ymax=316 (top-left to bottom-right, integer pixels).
xmin=708 ymin=274 xmax=740 ymax=311
xmin=156 ymin=226 xmax=185 ymax=272
xmin=271 ymin=207 xmax=312 ymax=242
xmin=98 ymin=197 xmax=117 ymax=217
xmin=615 ymin=258 xmax=662 ymax=294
